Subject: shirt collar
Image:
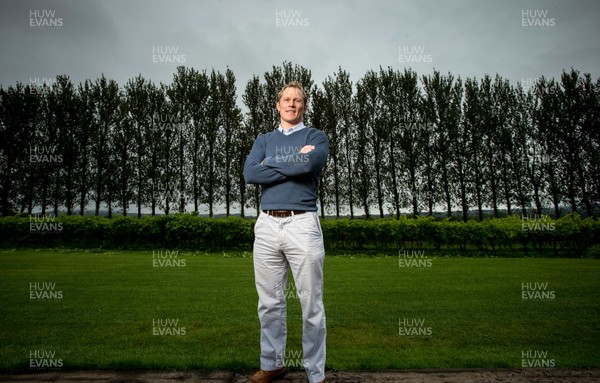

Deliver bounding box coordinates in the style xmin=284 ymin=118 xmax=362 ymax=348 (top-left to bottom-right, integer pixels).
xmin=278 ymin=122 xmax=306 ymax=135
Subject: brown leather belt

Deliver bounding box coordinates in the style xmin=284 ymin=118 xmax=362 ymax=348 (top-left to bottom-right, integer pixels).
xmin=263 ymin=210 xmax=307 ymax=218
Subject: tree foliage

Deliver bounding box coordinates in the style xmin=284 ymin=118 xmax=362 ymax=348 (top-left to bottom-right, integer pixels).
xmin=0 ymin=65 xmax=598 ymax=219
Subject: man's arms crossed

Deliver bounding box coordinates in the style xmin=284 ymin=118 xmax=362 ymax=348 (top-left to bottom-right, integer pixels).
xmin=243 ymin=130 xmax=329 ymax=185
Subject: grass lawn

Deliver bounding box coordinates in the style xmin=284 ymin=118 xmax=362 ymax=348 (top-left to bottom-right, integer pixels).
xmin=0 ymin=249 xmax=599 ymax=371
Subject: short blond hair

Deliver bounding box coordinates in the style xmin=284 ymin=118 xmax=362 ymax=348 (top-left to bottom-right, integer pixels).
xmin=277 ymin=81 xmax=308 ymax=105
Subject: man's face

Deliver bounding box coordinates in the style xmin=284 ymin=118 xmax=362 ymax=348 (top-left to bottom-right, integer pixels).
xmin=276 ymin=87 xmax=305 ymax=127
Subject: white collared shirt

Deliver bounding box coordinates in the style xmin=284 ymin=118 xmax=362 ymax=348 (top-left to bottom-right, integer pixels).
xmin=278 ymin=122 xmax=306 ymax=135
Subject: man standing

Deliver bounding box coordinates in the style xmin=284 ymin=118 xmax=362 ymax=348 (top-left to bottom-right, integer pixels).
xmin=243 ymin=81 xmax=328 ymax=383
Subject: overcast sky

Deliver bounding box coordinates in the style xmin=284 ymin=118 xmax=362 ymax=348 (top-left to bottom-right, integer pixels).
xmin=1 ymin=0 xmax=600 ymax=96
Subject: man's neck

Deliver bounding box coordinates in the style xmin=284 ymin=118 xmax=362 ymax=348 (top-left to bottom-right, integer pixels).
xmin=280 ymin=120 xmax=303 ymax=131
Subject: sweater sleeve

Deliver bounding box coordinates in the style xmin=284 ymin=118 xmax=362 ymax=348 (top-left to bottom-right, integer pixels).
xmin=263 ymin=130 xmax=329 ymax=177
xmin=243 ymin=134 xmax=288 ymax=185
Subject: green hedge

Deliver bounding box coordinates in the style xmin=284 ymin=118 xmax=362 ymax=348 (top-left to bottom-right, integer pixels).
xmin=1 ymin=214 xmax=254 ymax=251
xmin=1 ymin=213 xmax=599 ymax=257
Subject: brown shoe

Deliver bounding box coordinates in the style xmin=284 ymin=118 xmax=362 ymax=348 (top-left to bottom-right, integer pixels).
xmin=246 ymin=367 xmax=287 ymax=383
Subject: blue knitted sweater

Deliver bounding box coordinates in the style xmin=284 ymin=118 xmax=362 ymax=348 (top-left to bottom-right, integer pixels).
xmin=243 ymin=127 xmax=329 ymax=211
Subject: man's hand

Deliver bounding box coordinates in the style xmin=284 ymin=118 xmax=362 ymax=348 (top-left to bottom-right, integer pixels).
xmin=299 ymin=145 xmax=315 ymax=154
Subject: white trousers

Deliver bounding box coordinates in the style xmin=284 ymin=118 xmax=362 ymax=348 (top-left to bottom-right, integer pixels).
xmin=253 ymin=211 xmax=326 ymax=383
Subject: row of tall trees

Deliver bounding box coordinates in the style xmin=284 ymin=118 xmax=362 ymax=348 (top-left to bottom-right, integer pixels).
xmin=315 ymin=67 xmax=599 ymax=220
xmin=1 ymin=63 xmax=598 ymax=219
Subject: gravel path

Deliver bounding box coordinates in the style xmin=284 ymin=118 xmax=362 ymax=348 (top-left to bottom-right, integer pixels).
xmin=1 ymin=369 xmax=600 ymax=383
